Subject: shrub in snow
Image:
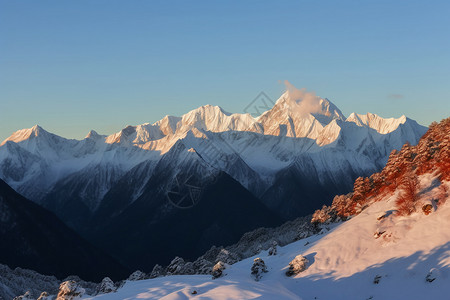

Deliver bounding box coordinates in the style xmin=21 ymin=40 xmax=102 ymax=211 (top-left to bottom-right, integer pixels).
xmin=13 ymin=291 xmax=33 ymax=300
xmin=422 ymin=202 xmax=434 ymax=215
xmin=127 ymin=270 xmax=147 ymax=281
xmin=311 ymin=204 xmax=334 ymax=224
xmin=37 ymin=292 xmax=50 ymax=300
xmin=373 ymin=275 xmax=381 ymax=284
xmin=376 ymin=210 xmax=395 ymax=221
xmin=166 ymin=257 xmax=185 ymax=275
xmin=56 ymin=280 xmax=85 ymax=300
xmin=211 ymin=261 xmax=226 ymax=279
xmin=95 ymin=277 xmax=116 ymax=295
xmin=373 ymin=229 xmax=386 ymax=239
xmin=251 ymin=258 xmax=268 ymax=281
xmin=286 ymin=255 xmax=309 ymax=277
xmin=268 ymin=241 xmax=278 ymax=256
xmin=150 ymin=264 xmax=165 ymax=278
xmin=426 ymin=268 xmax=440 ymax=282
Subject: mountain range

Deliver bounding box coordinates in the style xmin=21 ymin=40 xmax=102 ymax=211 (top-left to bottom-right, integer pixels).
xmin=0 ymin=88 xmax=427 ymax=270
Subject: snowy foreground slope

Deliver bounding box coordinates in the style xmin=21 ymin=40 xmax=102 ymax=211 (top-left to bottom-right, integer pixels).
xmin=85 ymin=181 xmax=450 ymax=300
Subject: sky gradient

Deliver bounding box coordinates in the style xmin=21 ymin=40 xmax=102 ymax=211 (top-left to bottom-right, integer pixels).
xmin=1 ymin=0 xmax=449 ymax=141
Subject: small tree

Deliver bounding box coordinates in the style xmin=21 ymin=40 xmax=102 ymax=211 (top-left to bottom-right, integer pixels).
xmin=268 ymin=241 xmax=278 ymax=256
xmin=396 ymin=171 xmax=419 ymax=216
xmin=251 ymin=258 xmax=268 ymax=281
xmin=96 ymin=277 xmax=116 ymax=295
xmin=211 ymin=261 xmax=226 ymax=279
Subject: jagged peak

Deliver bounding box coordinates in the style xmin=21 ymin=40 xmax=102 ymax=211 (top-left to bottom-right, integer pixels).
xmin=85 ymin=130 xmax=101 ymax=139
xmin=31 ymin=124 xmax=43 ymax=132
xmin=1 ymin=124 xmax=48 ymax=146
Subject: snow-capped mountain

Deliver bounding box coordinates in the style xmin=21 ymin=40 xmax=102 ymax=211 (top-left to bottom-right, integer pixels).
xmin=0 ymin=90 xmax=426 ymax=211
xmin=0 ymin=87 xmax=427 ymax=270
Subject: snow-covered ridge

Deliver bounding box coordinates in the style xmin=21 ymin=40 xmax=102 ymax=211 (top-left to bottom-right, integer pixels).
xmin=346 ymin=112 xmax=409 ymax=134
xmin=1 ymin=95 xmax=416 ymax=148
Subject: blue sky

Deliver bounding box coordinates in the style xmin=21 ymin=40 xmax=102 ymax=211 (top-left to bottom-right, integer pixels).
xmin=1 ymin=0 xmax=449 ymax=141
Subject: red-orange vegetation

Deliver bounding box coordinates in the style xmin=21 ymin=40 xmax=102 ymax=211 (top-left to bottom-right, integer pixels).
xmin=395 ymin=171 xmax=419 ymax=216
xmin=312 ymin=117 xmax=450 ymax=224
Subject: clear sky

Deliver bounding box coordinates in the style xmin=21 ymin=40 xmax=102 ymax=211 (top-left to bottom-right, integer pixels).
xmin=1 ymin=0 xmax=449 ymax=141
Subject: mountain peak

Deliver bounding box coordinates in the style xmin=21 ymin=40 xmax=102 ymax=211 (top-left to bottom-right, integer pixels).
xmin=257 ymin=85 xmax=345 ymax=138
xmin=259 ymin=85 xmax=345 ymax=127
xmin=31 ymin=124 xmax=43 ymax=132
xmin=85 ymin=130 xmax=101 ymax=139
xmin=1 ymin=124 xmax=47 ymax=146
xmin=186 ymin=104 xmax=231 ymax=117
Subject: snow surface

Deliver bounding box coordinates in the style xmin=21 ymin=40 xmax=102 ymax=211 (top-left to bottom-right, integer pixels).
xmin=85 ymin=178 xmax=450 ymax=300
